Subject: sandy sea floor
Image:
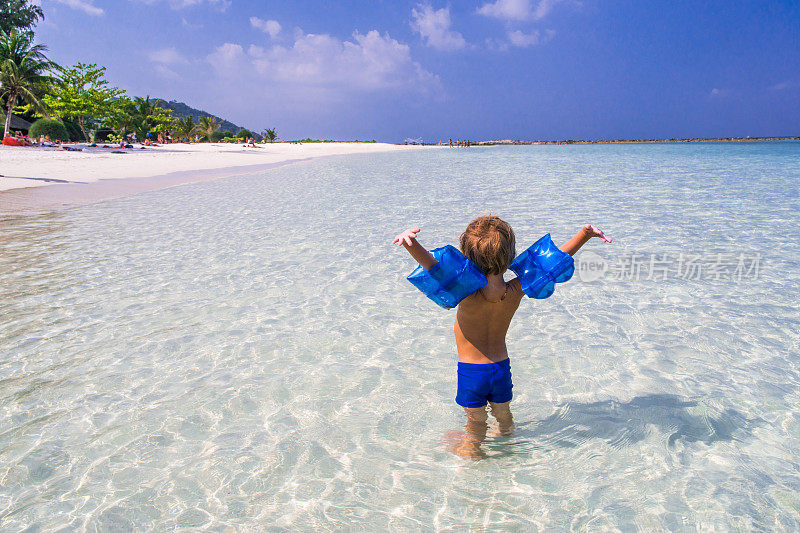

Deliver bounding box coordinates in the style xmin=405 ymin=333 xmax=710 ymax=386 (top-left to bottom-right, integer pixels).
xmin=1 ymin=142 xmax=799 ymax=530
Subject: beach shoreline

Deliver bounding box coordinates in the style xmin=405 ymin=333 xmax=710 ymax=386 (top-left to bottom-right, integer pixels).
xmin=0 ymin=142 xmax=431 ymax=214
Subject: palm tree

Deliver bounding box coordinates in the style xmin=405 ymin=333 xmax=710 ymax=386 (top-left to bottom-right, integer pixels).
xmin=129 ymin=96 xmax=170 ymax=140
xmin=198 ymin=115 xmax=220 ymax=140
xmin=173 ymin=115 xmax=196 ymax=141
xmin=0 ymin=28 xmax=56 ymax=137
xmin=262 ymin=127 xmax=277 ymax=143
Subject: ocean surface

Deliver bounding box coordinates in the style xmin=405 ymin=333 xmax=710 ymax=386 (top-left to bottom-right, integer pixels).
xmin=1 ymin=142 xmax=799 ymax=531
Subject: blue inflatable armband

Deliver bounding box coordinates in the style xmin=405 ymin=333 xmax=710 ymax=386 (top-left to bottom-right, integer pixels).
xmin=407 ymin=245 xmax=488 ymax=309
xmin=509 ymin=234 xmax=575 ymax=299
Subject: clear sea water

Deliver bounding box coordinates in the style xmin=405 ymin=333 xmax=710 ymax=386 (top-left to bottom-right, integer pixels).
xmin=1 ymin=142 xmax=799 ymax=531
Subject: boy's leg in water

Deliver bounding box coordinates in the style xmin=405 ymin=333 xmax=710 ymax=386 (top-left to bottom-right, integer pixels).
xmin=489 ymin=401 xmax=514 ymax=436
xmin=464 ymin=407 xmax=489 ymax=437
xmin=448 ymin=406 xmax=489 ymax=459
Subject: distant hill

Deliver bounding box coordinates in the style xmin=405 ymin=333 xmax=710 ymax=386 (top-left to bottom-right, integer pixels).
xmin=156 ymin=99 xmax=248 ymax=136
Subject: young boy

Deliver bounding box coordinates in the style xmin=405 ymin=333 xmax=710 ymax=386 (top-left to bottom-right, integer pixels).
xmin=393 ymin=216 xmax=611 ymax=458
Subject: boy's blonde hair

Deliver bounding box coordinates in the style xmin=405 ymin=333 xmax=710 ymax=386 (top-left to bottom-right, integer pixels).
xmin=459 ymin=215 xmax=516 ymax=276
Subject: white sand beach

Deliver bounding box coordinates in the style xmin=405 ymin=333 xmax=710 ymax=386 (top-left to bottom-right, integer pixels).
xmin=0 ymin=141 xmax=430 ymax=212
xmin=0 ymin=141 xmax=427 ymax=193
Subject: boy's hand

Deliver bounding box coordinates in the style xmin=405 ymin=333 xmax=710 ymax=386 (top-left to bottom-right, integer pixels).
xmin=394 ymin=227 xmax=437 ymax=268
xmin=583 ymin=224 xmax=612 ymax=243
xmin=561 ymin=224 xmax=612 ymax=255
xmin=393 ymin=227 xmax=421 ymax=247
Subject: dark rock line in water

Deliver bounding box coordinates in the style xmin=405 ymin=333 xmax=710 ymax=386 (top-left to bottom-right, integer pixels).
xmin=414 ymin=137 xmax=800 ymax=146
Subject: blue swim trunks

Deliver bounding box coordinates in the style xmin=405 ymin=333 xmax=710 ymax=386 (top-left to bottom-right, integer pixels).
xmin=455 ymin=358 xmax=513 ymax=408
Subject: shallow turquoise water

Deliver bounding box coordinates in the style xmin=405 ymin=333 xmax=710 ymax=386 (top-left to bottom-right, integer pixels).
xmin=1 ymin=142 xmax=799 ymax=530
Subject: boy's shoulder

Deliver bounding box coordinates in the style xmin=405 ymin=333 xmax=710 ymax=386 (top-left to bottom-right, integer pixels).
xmin=459 ymin=278 xmax=525 ymax=310
xmin=507 ymin=278 xmax=525 ymax=305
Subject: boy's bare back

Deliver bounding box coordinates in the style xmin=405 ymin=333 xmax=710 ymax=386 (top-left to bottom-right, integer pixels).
xmin=454 ymin=278 xmax=524 ymax=364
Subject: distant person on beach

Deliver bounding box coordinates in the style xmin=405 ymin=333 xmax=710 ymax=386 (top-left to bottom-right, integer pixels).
xmin=393 ymin=216 xmax=611 ymax=459
xmin=14 ymin=131 xmax=32 ymax=146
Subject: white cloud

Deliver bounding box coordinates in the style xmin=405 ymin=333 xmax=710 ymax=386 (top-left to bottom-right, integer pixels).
xmin=149 ymin=47 xmax=189 ymax=65
xmin=507 ymin=28 xmax=554 ymax=47
xmin=207 ymin=42 xmax=245 ymax=70
xmin=410 ymin=4 xmax=466 ymax=51
xmin=532 ymin=0 xmax=560 ymax=20
xmin=486 ymin=28 xmax=554 ymax=50
xmin=149 ymin=47 xmax=190 ymax=79
xmin=477 ymin=0 xmax=560 ymax=22
xmin=770 ymin=80 xmax=799 ymax=91
xmin=181 ymin=17 xmax=203 ymax=29
xmin=54 ymin=0 xmax=104 ymax=16
xmin=208 ymin=30 xmax=440 ymax=95
xmin=250 ymin=17 xmax=281 ymax=38
xmin=477 ymin=0 xmax=531 ymax=21
xmin=507 ymin=29 xmax=538 ymax=47
xmin=135 ymin=0 xmax=231 ymax=11
xmin=153 ymin=64 xmax=179 ymax=79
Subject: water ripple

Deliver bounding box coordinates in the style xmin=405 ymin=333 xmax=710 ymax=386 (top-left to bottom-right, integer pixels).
xmin=1 ymin=143 xmax=799 ymax=530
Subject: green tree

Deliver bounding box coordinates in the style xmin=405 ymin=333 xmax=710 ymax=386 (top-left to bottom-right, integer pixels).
xmin=173 ymin=115 xmax=196 ymax=140
xmin=126 ymin=96 xmax=172 ymax=140
xmin=0 ymin=29 xmax=55 ymax=137
xmin=236 ymin=128 xmax=253 ymax=139
xmin=0 ymin=0 xmax=44 ymax=36
xmin=197 ymin=115 xmax=220 ymax=140
xmin=28 ymin=117 xmax=68 ymax=141
xmin=103 ymin=95 xmax=136 ymax=138
xmin=262 ymin=128 xmax=278 ymax=143
xmin=42 ymin=63 xmax=125 ymax=141
xmin=209 ymin=130 xmax=226 ymax=143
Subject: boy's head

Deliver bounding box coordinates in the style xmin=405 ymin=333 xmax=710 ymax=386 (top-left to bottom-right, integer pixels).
xmin=459 ymin=215 xmax=516 ymax=276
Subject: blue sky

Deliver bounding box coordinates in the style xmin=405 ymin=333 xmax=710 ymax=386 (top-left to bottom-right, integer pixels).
xmin=34 ymin=0 xmax=800 ymax=141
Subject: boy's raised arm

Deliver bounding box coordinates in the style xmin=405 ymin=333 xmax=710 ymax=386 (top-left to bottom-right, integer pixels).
xmin=393 ymin=227 xmax=438 ymax=270
xmin=559 ymin=224 xmax=612 ymax=256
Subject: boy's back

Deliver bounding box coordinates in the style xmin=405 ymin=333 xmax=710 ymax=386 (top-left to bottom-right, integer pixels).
xmin=454 ymin=278 xmax=523 ymax=364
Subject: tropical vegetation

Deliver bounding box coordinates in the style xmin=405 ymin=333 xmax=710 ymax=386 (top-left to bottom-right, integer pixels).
xmin=42 ymin=63 xmax=124 ymax=141
xmin=197 ymin=116 xmax=221 ymax=140
xmin=0 ymin=0 xmax=43 ymax=36
xmin=0 ymin=29 xmax=55 ymax=136
xmin=1 ymin=1 xmax=276 ymax=143
xmin=28 ymin=117 xmax=68 ymax=141
xmin=262 ymin=128 xmax=278 ymax=143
